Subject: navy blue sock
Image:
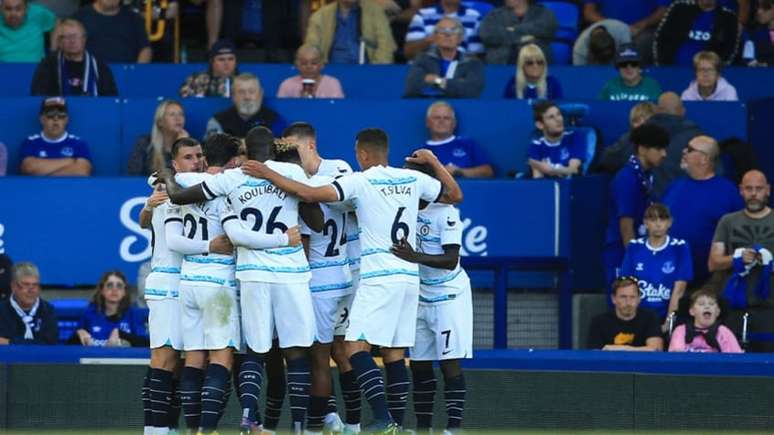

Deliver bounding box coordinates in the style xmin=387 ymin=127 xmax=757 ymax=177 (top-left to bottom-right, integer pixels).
xmin=169 ymin=377 xmax=181 ymax=429
xmin=307 ymin=395 xmax=329 ymax=431
xmin=142 ymin=367 xmax=152 ymax=427
xmin=349 ymin=351 xmax=390 ymax=423
xmin=286 ymin=357 xmax=311 ymax=432
xmin=411 ymin=367 xmax=436 ymax=430
xmin=326 ymin=378 xmax=338 ymax=415
xmin=239 ymin=353 xmax=265 ymax=424
xmin=384 ymin=360 xmax=409 ymax=427
xmin=150 ymin=368 xmax=174 ymax=428
xmin=339 ymin=370 xmax=361 ymax=425
xmin=263 ymin=374 xmax=286 ymax=430
xmin=200 ymin=363 xmax=230 ymax=431
xmin=180 ymin=366 xmax=205 ymax=431
xmin=444 ymin=374 xmax=466 ymax=429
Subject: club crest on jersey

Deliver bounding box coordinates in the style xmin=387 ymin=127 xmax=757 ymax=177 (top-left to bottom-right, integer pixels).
xmin=419 ymin=224 xmax=431 ymax=236
xmin=452 ymin=148 xmax=467 ymax=158
xmin=560 ymin=148 xmax=570 ymax=161
xmin=636 ymin=262 xmax=644 ymax=272
xmin=662 ymin=261 xmax=675 ymax=274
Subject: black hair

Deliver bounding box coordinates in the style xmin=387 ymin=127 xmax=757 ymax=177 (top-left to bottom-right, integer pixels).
xmin=404 ymin=159 xmax=436 ymax=179
xmin=589 ymin=27 xmax=615 ymax=65
xmin=282 ymin=122 xmax=316 ymax=140
xmin=170 ymin=137 xmax=201 ymax=158
xmin=245 ymin=126 xmax=275 ymax=162
xmin=203 ymin=133 xmax=240 ymax=167
xmin=355 ymin=128 xmax=389 ymax=153
xmin=274 ymin=146 xmax=302 ymax=165
xmin=631 ymin=123 xmax=670 ymax=151
xmin=532 ymin=100 xmax=559 ymax=123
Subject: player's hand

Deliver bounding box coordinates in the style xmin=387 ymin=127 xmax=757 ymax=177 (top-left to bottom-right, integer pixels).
xmin=391 ymin=237 xmax=418 ymax=262
xmin=242 ymin=160 xmax=270 ymax=179
xmin=157 ymin=168 xmax=175 ymax=183
xmin=406 ymin=149 xmax=439 ymax=166
xmin=209 ymin=234 xmax=234 ymax=255
xmin=76 ymin=329 xmax=93 ymax=346
xmin=285 ymin=225 xmax=302 ymax=246
xmin=146 ymin=187 xmax=169 ymax=208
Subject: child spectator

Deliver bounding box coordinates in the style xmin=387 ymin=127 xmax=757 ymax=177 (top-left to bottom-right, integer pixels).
xmin=72 ymin=270 xmax=148 ymax=347
xmin=599 ymin=44 xmax=661 ymax=101
xmin=504 ymin=43 xmax=562 ymax=100
xmin=669 ymin=289 xmax=743 ymax=353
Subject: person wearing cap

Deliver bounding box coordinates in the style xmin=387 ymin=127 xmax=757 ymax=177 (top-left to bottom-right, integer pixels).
xmin=73 ymin=0 xmax=151 ymax=63
xmin=276 ymin=44 xmax=345 ymax=99
xmin=599 ymin=44 xmax=661 ymax=101
xmin=30 ymin=18 xmax=117 ymax=97
xmin=572 ymin=19 xmax=631 ymax=65
xmin=179 ymin=39 xmax=239 ymax=98
xmin=0 ymin=0 xmax=57 ymax=62
xmin=19 ymin=97 xmax=92 ymax=177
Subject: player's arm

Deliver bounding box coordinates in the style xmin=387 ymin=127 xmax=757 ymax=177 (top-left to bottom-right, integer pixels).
xmin=299 ymin=202 xmax=325 ymax=233
xmin=158 ymin=169 xmax=208 ymax=205
xmin=165 ymin=219 xmax=233 ymax=255
xmin=221 ymin=216 xmax=301 ymax=249
xmin=406 ymin=149 xmax=463 ymax=204
xmin=140 ymin=187 xmax=169 ymax=229
xmin=241 ymin=160 xmax=340 ymax=203
xmin=391 ymin=238 xmax=459 ymax=270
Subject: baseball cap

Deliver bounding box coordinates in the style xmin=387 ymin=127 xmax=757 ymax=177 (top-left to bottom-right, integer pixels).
xmin=615 ymin=43 xmax=641 ymax=66
xmin=209 ymin=39 xmax=236 ymax=59
xmin=40 ymin=97 xmax=67 ymax=114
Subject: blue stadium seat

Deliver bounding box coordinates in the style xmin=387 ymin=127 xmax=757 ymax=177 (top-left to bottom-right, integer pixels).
xmin=462 ymin=1 xmax=495 ymax=17
xmin=51 ymin=299 xmax=89 ymax=343
xmin=551 ymin=41 xmax=571 ymax=64
xmin=540 ymin=1 xmax=580 ymax=41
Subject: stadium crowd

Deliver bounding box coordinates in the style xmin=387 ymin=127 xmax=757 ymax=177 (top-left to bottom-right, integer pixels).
xmin=1 ymin=0 xmax=774 ymax=434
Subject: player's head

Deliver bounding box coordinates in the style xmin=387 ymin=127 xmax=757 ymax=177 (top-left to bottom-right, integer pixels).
xmin=203 ymin=133 xmax=241 ymax=169
xmin=688 ymin=288 xmax=721 ymax=328
xmin=740 ymin=169 xmax=770 ymax=214
xmin=170 ymin=137 xmax=204 ymax=173
xmin=533 ymin=100 xmax=563 ymax=138
xmin=611 ymin=275 xmax=640 ymax=320
xmin=245 ymin=126 xmax=275 ymax=163
xmin=11 ymin=262 xmax=40 ymax=310
xmin=39 ymin=97 xmax=69 ymax=139
xmin=92 ymin=270 xmax=130 ymax=315
xmin=631 ymin=123 xmax=669 ymax=169
xmin=282 ymin=122 xmax=317 ymax=168
xmin=643 ymin=203 xmax=672 ymax=239
xmin=405 ymin=159 xmax=436 ymax=210
xmin=354 ymin=128 xmax=389 ymax=170
xmin=274 ymin=139 xmax=302 ymax=165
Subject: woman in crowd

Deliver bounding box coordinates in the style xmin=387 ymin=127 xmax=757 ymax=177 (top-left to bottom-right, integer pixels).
xmin=681 ymin=51 xmax=738 ymax=101
xmin=503 ymin=43 xmax=563 ymax=100
xmin=127 ymin=99 xmax=189 ymax=175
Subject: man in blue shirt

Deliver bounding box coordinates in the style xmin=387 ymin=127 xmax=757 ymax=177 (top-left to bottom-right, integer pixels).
xmin=19 ymin=97 xmax=92 ymax=176
xmin=527 ymin=100 xmax=585 ymax=179
xmin=663 ymin=135 xmax=743 ymax=285
xmin=584 ymin=0 xmax=670 ymax=64
xmin=420 ymin=101 xmax=493 ymax=178
xmin=603 ymin=123 xmax=669 ymax=287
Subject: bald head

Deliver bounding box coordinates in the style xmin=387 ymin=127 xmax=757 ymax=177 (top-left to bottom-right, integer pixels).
xmin=740 ymin=170 xmax=770 ymax=214
xmin=742 ymin=169 xmax=768 ymax=186
xmin=658 ymin=92 xmax=685 ymax=117
xmin=689 ymin=135 xmax=719 ymax=160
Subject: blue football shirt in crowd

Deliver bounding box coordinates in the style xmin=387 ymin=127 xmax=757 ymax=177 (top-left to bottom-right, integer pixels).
xmin=675 ymin=10 xmax=716 ymax=66
xmin=19 ymin=132 xmax=91 ymax=162
xmin=77 ymin=303 xmax=147 ymax=346
xmin=528 ymin=131 xmax=584 ymax=169
xmin=621 ymin=236 xmax=694 ymax=318
xmin=424 ymin=135 xmax=491 ymax=169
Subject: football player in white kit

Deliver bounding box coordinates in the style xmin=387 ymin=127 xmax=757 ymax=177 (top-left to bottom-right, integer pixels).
xmin=164 ymin=127 xmax=323 ymax=435
xmin=392 ymin=161 xmax=473 ymax=435
xmin=241 ymin=128 xmax=463 ymax=434
xmin=139 ymin=137 xmax=204 ymax=435
xmin=162 ymin=134 xmax=242 ymax=435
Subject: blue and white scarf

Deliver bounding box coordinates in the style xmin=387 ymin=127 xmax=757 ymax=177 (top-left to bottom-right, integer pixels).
xmin=723 ymin=245 xmax=773 ymax=309
xmin=627 ymin=154 xmax=653 ymax=198
xmin=58 ymin=50 xmax=99 ymax=96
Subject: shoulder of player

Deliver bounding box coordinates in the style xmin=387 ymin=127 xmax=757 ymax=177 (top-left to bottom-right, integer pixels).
xmin=321 ymin=158 xmax=353 ymax=175
xmin=175 ymin=171 xmax=212 ymax=187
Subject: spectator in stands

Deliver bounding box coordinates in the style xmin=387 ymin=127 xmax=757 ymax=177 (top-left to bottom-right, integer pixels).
xmin=128 ymin=100 xmax=189 ymax=176
xmin=0 ymin=262 xmax=58 ymax=345
xmin=205 ymin=73 xmax=285 ymax=139
xmin=503 ymin=43 xmax=562 ymax=100
xmin=587 ymin=276 xmax=664 ymax=351
xmin=654 ymin=0 xmax=740 ymax=66
xmin=72 ymin=270 xmax=148 ymax=347
xmin=404 ymin=17 xmax=484 ymax=98
xmin=33 ymin=0 xmax=79 ymax=18
xmin=620 ymin=203 xmax=692 ymax=329
xmin=377 ymin=0 xmax=422 ymax=62
xmin=663 ymin=135 xmax=743 ymax=286
xmin=187 ymin=0 xmax=221 ymax=50
xmin=584 ymin=0 xmax=669 ymax=65
xmin=0 ymin=251 xmax=11 ymax=299
xmin=478 ymin=0 xmax=558 ymax=65
xmin=668 ymin=288 xmax=743 ymax=352
xmin=599 ymin=44 xmax=661 ymax=102
xmin=709 ymin=170 xmax=774 ymax=351
xmin=19 ymin=97 xmax=92 ymax=177
xmin=178 ymin=39 xmax=238 ymax=98
xmin=73 ymin=0 xmax=152 ymax=63
xmin=277 ymin=44 xmax=345 ymax=99
xmin=304 ymin=0 xmax=397 ymax=64
xmin=747 ymin=0 xmax=774 ymax=66
xmin=573 ymin=19 xmax=631 ymax=65
xmin=603 ymin=123 xmax=669 ymax=287
xmin=527 ymin=100 xmax=584 ymax=179
xmin=30 ymin=18 xmax=118 ymax=97
xmin=596 ymin=102 xmax=659 ymax=174
xmin=404 ymin=0 xmax=483 ymax=60
xmin=418 ymin=101 xmax=493 ymax=178
xmin=0 ymin=0 xmax=56 ymax=62
xmin=681 ymin=51 xmax=739 ymax=102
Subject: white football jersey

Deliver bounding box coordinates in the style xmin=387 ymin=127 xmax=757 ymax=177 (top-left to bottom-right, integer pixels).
xmin=416 ymin=203 xmax=470 ymax=300
xmin=169 ymin=172 xmax=236 ymax=288
xmin=318 ymin=158 xmax=362 ymax=275
xmin=202 ymin=161 xmax=311 ymax=283
xmin=145 ymin=201 xmax=183 ymax=300
xmin=301 ymin=175 xmax=353 ymax=297
xmin=332 ymin=165 xmax=442 ymax=284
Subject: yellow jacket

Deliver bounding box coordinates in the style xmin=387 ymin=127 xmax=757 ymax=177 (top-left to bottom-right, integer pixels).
xmin=305 ymin=0 xmax=396 ymax=64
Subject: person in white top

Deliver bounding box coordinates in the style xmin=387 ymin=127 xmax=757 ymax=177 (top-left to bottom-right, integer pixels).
xmin=241 ymin=128 xmax=463 ymax=433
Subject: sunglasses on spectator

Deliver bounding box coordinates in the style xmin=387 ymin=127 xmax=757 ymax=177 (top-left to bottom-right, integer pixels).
xmin=618 ymin=62 xmax=639 ymax=69
xmin=614 ymin=275 xmax=639 ymax=286
xmin=435 ymin=27 xmax=460 ymax=36
xmin=685 ymin=144 xmax=707 ymax=155
xmin=44 ymin=111 xmax=67 ymax=120
xmin=524 ymin=59 xmax=545 ymax=67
